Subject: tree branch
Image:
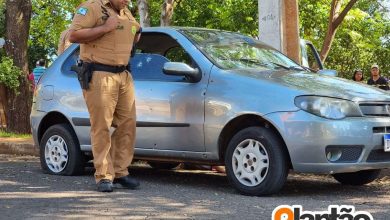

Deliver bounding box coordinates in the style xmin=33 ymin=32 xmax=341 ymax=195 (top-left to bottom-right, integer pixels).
xmin=329 ymin=0 xmax=339 ymax=21
xmin=333 ymin=0 xmax=358 ymax=28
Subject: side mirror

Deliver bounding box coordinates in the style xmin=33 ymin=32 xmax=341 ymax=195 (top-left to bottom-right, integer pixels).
xmin=163 ymin=62 xmax=201 ymax=83
xmin=318 ymin=69 xmax=337 ymax=77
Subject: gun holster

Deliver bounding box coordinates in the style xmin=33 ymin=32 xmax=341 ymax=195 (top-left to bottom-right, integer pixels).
xmin=71 ymin=61 xmax=93 ymax=90
xmin=130 ymin=43 xmax=137 ymax=58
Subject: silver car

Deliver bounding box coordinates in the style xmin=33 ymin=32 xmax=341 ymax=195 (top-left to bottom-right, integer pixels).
xmin=31 ymin=27 xmax=390 ymax=196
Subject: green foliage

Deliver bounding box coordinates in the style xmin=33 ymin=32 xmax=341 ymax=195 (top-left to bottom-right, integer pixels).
xmin=0 ymin=0 xmax=5 ymax=37
xmin=147 ymin=1 xmax=164 ymax=27
xmin=0 ymin=56 xmax=22 ymax=91
xmin=28 ymin=0 xmax=82 ymax=69
xmin=26 ymin=0 xmax=389 ymax=82
xmin=143 ymin=0 xmax=258 ymax=36
xmin=299 ymin=0 xmax=390 ymax=79
xmin=172 ymin=0 xmax=258 ymax=37
xmin=0 ymin=129 xmax=31 ymax=138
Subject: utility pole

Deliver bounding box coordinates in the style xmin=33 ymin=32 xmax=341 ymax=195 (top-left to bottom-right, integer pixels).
xmin=258 ymin=0 xmax=300 ymax=63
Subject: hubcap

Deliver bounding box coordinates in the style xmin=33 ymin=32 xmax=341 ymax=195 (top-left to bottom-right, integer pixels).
xmin=44 ymin=135 xmax=68 ymax=173
xmin=232 ymin=139 xmax=269 ymax=187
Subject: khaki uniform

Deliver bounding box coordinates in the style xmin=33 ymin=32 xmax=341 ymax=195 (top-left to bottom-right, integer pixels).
xmin=57 ymin=29 xmax=72 ymax=55
xmin=70 ymin=0 xmax=140 ymax=183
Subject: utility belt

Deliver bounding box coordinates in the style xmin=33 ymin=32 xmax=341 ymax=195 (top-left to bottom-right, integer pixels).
xmin=93 ymin=62 xmax=129 ymax=73
xmin=71 ymin=61 xmax=130 ymax=90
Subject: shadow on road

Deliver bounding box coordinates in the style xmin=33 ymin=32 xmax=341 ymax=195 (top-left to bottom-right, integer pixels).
xmin=1 ymin=156 xmax=390 ymax=219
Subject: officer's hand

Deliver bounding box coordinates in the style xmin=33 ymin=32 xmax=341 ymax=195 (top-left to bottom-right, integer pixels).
xmin=103 ymin=15 xmax=118 ymax=33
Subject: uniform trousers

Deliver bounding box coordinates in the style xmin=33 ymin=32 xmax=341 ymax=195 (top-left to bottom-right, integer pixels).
xmin=83 ymin=70 xmax=136 ymax=183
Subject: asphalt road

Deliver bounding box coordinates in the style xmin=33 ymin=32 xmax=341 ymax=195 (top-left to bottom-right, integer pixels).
xmin=1 ymin=154 xmax=390 ymax=219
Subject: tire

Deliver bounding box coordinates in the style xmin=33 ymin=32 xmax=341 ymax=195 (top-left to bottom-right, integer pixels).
xmin=148 ymin=161 xmax=180 ymax=170
xmin=225 ymin=126 xmax=289 ymax=196
xmin=40 ymin=123 xmax=84 ymax=175
xmin=332 ymin=169 xmax=381 ymax=185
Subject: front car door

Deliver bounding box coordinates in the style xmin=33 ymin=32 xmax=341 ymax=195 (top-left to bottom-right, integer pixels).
xmin=131 ymin=29 xmax=212 ymax=154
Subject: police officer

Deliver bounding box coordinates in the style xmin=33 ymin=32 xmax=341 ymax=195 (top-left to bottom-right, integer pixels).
xmin=69 ymin=0 xmax=141 ymax=192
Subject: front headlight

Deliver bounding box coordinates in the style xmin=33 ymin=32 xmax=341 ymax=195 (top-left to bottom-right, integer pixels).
xmin=294 ymin=96 xmax=362 ymax=119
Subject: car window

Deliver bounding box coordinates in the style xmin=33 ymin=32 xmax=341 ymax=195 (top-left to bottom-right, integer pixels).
xmin=165 ymin=47 xmax=193 ymax=66
xmin=62 ymin=33 xmax=196 ymax=82
xmin=61 ymin=48 xmax=79 ymax=76
xmin=305 ymin=43 xmax=321 ymax=71
xmin=132 ymin=32 xmax=198 ymax=82
xmin=61 ymin=47 xmax=184 ymax=82
xmin=130 ymin=53 xmax=184 ymax=81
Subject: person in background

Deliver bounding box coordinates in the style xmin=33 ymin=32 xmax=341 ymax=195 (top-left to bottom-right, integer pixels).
xmin=367 ymin=64 xmax=389 ymax=90
xmin=352 ymin=69 xmax=364 ymax=82
xmin=32 ymin=59 xmax=46 ymax=85
xmin=28 ymin=71 xmax=35 ymax=91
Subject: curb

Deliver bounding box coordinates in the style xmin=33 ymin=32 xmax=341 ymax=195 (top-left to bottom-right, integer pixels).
xmin=0 ymin=137 xmax=38 ymax=157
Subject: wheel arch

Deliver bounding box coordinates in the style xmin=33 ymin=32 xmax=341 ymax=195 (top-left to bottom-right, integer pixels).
xmin=38 ymin=111 xmax=75 ymax=145
xmin=218 ymin=114 xmax=292 ymax=168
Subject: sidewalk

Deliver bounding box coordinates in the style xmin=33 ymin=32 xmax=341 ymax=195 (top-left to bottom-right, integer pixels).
xmin=0 ymin=137 xmax=38 ymax=156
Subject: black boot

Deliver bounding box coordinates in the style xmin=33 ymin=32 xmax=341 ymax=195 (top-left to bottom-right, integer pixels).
xmin=97 ymin=179 xmax=113 ymax=192
xmin=113 ymin=175 xmax=140 ymax=189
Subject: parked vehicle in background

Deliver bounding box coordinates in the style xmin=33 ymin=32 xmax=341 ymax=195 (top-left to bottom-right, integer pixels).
xmin=31 ymin=27 xmax=390 ymax=196
xmin=300 ymin=39 xmax=337 ymax=76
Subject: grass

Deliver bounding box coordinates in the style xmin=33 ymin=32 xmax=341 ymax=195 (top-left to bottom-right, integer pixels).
xmin=0 ymin=130 xmax=32 ymax=138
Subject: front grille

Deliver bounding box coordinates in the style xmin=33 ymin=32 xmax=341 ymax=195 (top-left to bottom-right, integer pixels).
xmin=367 ymin=149 xmax=390 ymax=162
xmin=373 ymin=126 xmax=390 ymax=133
xmin=359 ymin=103 xmax=390 ymax=117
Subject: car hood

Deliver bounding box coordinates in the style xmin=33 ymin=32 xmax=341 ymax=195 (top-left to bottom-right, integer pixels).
xmin=231 ymin=69 xmax=390 ymax=102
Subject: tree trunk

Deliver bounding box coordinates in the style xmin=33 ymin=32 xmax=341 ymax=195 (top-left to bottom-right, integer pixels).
xmin=319 ymin=0 xmax=358 ymax=63
xmin=0 ymin=85 xmax=8 ymax=128
xmin=4 ymin=0 xmax=32 ymax=133
xmin=161 ymin=0 xmax=174 ymax=26
xmin=137 ymin=0 xmax=150 ymax=27
xmin=283 ymin=0 xmax=300 ymax=63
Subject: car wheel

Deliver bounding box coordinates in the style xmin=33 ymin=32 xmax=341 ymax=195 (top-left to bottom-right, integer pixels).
xmin=332 ymin=169 xmax=381 ymax=185
xmin=40 ymin=123 xmax=84 ymax=175
xmin=225 ymin=126 xmax=289 ymax=196
xmin=148 ymin=161 xmax=180 ymax=170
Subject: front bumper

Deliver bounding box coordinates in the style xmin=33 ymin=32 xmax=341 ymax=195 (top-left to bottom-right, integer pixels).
xmin=30 ymin=109 xmax=47 ymax=148
xmin=265 ymin=110 xmax=390 ymax=174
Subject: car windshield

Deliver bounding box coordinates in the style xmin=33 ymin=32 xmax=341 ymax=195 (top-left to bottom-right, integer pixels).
xmin=180 ymin=29 xmax=303 ymax=71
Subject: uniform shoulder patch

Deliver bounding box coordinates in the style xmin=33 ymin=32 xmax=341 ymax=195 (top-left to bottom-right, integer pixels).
xmin=131 ymin=26 xmax=137 ymax=35
xmin=77 ymin=7 xmax=88 ymax=16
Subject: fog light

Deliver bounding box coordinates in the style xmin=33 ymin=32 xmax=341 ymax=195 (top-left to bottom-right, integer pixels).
xmin=325 ymin=145 xmax=363 ymax=163
xmin=326 ymin=149 xmax=342 ymax=162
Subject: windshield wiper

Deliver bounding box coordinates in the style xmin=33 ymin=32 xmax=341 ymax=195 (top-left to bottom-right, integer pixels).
xmin=230 ymin=58 xmax=306 ymax=71
xmin=288 ymin=65 xmax=305 ymax=71
xmin=238 ymin=59 xmax=294 ymax=70
xmin=270 ymin=62 xmax=305 ymax=71
xmin=269 ymin=62 xmax=290 ymax=70
xmin=235 ymin=58 xmax=271 ymax=68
